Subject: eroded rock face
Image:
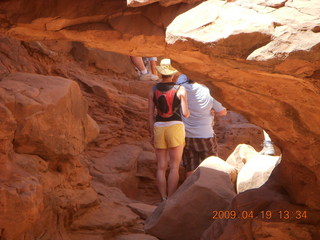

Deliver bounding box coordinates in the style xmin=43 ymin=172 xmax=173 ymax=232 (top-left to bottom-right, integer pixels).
xmin=0 ymin=73 xmax=100 ymax=240
xmin=216 ymin=112 xmax=265 ymax=160
xmin=127 ymin=0 xmax=202 ymax=7
xmin=0 ymin=72 xmax=99 ymax=161
xmin=0 ymin=103 xmax=16 ymax=179
xmin=89 ymin=144 xmax=142 ymax=198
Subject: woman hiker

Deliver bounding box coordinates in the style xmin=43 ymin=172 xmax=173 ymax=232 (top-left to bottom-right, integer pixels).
xmin=148 ymin=58 xmax=190 ymax=201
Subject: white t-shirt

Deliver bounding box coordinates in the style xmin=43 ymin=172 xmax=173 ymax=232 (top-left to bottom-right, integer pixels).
xmin=177 ymin=74 xmax=225 ymax=138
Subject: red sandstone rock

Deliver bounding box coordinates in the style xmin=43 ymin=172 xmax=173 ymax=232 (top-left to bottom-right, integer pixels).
xmin=0 ymin=103 xmax=16 ymax=180
xmin=128 ymin=202 xmax=157 ymax=220
xmin=136 ymin=151 xmax=157 ymax=180
xmin=215 ymin=111 xmax=265 ymax=160
xmin=89 ymin=144 xmax=142 ymax=198
xmin=0 ymin=72 xmax=99 ymax=160
xmin=0 ymin=162 xmax=44 ymax=240
xmin=70 ymin=196 xmax=140 ymax=232
xmin=127 ymin=0 xmax=203 ymax=7
xmin=116 ymin=233 xmax=159 ymax=240
xmin=252 ymin=221 xmax=320 ymax=240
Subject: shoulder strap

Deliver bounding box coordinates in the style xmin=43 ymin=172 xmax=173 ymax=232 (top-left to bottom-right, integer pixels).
xmin=173 ymin=84 xmax=180 ymax=91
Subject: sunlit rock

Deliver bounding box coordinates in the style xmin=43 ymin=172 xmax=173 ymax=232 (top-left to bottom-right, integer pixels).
xmin=127 ymin=0 xmax=159 ymax=7
xmin=237 ymin=155 xmax=281 ymax=193
xmin=226 ymin=144 xmax=259 ymax=172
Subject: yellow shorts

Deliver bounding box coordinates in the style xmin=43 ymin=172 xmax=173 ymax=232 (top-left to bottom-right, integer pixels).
xmin=154 ymin=123 xmax=185 ymax=149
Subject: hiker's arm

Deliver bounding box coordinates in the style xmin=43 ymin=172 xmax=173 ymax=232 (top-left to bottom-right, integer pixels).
xmin=216 ymin=108 xmax=227 ymax=116
xmin=211 ymin=97 xmax=227 ymax=117
xmin=178 ymin=86 xmax=190 ymax=118
xmin=148 ymin=88 xmax=155 ymax=145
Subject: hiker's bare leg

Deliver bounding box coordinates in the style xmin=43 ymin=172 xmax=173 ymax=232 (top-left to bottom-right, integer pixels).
xmin=155 ymin=148 xmax=168 ymax=199
xmin=167 ymin=144 xmax=184 ymax=197
xmin=149 ymin=59 xmax=158 ymax=76
xmin=130 ymin=56 xmax=147 ymax=72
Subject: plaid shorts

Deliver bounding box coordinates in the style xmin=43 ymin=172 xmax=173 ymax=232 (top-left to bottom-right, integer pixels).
xmin=182 ymin=137 xmax=218 ymax=172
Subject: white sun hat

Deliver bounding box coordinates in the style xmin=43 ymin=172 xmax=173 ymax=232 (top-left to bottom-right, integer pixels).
xmin=155 ymin=58 xmax=178 ymax=76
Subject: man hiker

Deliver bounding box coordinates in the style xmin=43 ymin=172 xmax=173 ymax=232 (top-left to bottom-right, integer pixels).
xmin=176 ymin=74 xmax=227 ymax=177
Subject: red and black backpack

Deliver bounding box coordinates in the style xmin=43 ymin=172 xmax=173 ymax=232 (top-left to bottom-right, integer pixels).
xmin=153 ymin=84 xmax=180 ymax=118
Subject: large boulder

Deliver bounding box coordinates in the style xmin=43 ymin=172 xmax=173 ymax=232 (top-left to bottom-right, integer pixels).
xmin=145 ymin=157 xmax=236 ymax=240
xmin=0 ymin=72 xmax=99 ymax=161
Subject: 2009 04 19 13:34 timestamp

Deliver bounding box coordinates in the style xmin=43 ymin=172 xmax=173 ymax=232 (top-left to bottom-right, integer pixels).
xmin=212 ymin=210 xmax=307 ymax=220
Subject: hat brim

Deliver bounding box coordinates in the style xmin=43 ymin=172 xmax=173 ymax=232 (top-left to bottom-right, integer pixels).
xmin=156 ymin=65 xmax=178 ymax=76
